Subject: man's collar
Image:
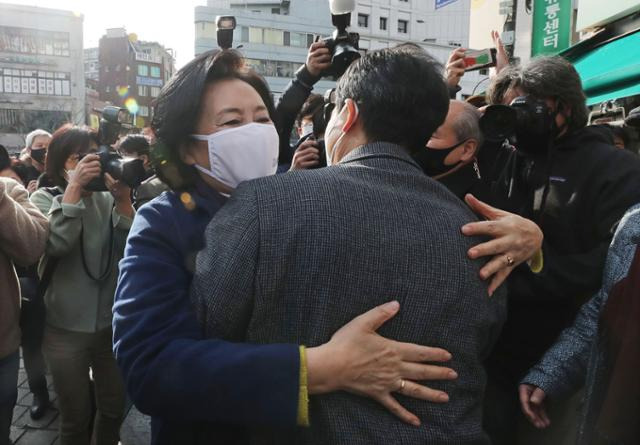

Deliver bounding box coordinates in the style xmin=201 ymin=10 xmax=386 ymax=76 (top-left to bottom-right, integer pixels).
xmin=338 ymin=141 xmax=422 ymax=172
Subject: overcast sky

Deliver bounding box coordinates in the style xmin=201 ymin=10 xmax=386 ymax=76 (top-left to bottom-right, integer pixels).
xmin=7 ymin=0 xmax=204 ymax=68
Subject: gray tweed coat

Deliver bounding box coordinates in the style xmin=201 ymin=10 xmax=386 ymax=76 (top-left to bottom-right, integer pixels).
xmin=523 ymin=203 xmax=640 ymax=445
xmin=191 ymin=142 xmax=507 ymax=444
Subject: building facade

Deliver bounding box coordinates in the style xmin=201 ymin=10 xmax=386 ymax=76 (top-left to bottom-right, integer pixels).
xmin=84 ymin=47 xmax=99 ymax=82
xmin=97 ymin=28 xmax=176 ymax=129
xmin=194 ymin=0 xmax=481 ymax=99
xmin=0 ymin=3 xmax=85 ymax=152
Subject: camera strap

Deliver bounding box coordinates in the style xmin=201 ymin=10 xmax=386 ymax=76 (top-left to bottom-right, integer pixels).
xmin=79 ymin=204 xmax=115 ymax=282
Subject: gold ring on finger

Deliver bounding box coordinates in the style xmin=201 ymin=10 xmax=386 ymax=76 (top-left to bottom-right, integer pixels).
xmin=506 ymin=255 xmax=515 ymax=267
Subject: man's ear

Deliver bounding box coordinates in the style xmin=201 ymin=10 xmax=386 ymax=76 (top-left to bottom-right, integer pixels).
xmin=341 ymin=99 xmax=359 ymax=133
xmin=460 ymin=139 xmax=478 ymax=163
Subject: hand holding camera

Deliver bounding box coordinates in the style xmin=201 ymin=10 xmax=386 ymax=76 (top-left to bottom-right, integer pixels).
xmin=306 ymin=41 xmax=332 ymax=78
xmin=290 ymin=138 xmax=321 ymax=170
xmin=71 ymin=154 xmax=102 ymax=189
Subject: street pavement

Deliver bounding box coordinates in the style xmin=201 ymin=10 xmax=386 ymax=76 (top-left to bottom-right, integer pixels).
xmin=10 ymin=356 xmax=151 ymax=445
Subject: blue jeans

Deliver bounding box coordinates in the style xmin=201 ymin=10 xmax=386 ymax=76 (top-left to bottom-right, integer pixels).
xmin=0 ymin=350 xmax=19 ymax=445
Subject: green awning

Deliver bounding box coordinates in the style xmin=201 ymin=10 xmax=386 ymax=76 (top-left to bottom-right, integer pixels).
xmin=568 ymin=30 xmax=640 ymax=105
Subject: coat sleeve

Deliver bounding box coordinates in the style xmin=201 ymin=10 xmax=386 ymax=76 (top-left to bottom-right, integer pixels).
xmin=30 ymin=189 xmax=87 ymax=258
xmin=274 ymin=65 xmax=318 ymax=165
xmin=0 ymin=179 xmax=49 ymax=266
xmin=113 ymin=199 xmax=300 ymax=426
xmin=521 ymin=285 xmax=604 ymax=398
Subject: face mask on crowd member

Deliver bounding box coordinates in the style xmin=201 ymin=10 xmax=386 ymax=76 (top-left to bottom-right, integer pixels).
xmin=413 ymin=100 xmax=482 ymax=179
xmin=25 ymin=129 xmax=52 ymax=168
xmin=182 ymin=78 xmax=278 ymax=193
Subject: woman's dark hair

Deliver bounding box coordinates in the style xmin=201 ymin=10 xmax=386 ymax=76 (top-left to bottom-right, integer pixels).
xmin=335 ymin=46 xmax=449 ymax=152
xmin=0 ymin=144 xmax=10 ymax=171
xmin=487 ymin=56 xmax=589 ymax=133
xmin=150 ymin=49 xmax=275 ymax=190
xmin=119 ymin=134 xmax=150 ymax=156
xmin=45 ymin=125 xmax=94 ymax=188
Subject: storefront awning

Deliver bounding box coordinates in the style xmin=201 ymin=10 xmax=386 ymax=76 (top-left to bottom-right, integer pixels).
xmin=567 ymin=30 xmax=640 ymax=105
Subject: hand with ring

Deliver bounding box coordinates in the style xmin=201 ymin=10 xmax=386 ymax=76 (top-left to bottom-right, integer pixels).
xmin=461 ymin=194 xmax=544 ymax=296
xmin=306 ymin=301 xmax=457 ymax=427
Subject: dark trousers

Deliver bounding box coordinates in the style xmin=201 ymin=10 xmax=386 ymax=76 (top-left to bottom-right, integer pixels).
xmin=0 ymin=351 xmax=19 ymax=445
xmin=43 ymin=325 xmax=125 ymax=445
xmin=18 ymin=277 xmax=48 ymax=398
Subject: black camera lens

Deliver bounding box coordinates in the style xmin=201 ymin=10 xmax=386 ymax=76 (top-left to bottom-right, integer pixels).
xmin=480 ymin=105 xmax=517 ymax=142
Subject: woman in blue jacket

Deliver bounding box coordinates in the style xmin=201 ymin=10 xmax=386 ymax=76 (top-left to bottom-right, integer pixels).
xmin=113 ymin=49 xmax=458 ymax=444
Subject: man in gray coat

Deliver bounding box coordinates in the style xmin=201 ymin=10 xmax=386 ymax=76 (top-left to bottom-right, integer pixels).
xmin=191 ymin=47 xmax=507 ymax=444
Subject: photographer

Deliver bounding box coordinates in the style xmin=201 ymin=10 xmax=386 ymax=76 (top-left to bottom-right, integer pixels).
xmin=117 ymin=134 xmax=168 ymax=208
xmin=275 ymin=41 xmax=331 ymax=167
xmin=290 ymin=94 xmax=326 ymax=170
xmin=30 ymin=125 xmax=133 ymax=445
xmin=482 ymin=56 xmax=640 ymax=444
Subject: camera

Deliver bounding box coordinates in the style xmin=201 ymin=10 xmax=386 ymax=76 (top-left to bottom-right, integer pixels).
xmin=321 ymin=1 xmax=361 ymax=79
xmin=480 ymin=96 xmax=556 ymax=155
xmin=85 ymin=106 xmax=146 ymax=192
xmin=216 ymin=15 xmax=236 ymax=50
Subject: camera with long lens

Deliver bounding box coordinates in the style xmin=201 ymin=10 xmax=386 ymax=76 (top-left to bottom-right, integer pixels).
xmin=321 ymin=0 xmax=361 ymax=79
xmin=85 ymin=106 xmax=146 ymax=192
xmin=216 ymin=15 xmax=236 ymax=50
xmin=479 ymin=96 xmax=556 ymax=155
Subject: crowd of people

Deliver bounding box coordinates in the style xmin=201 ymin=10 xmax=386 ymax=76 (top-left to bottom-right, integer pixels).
xmin=1 ymin=29 xmax=639 ymax=445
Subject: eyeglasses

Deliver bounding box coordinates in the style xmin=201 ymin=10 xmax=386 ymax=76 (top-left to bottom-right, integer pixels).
xmin=323 ymin=88 xmax=337 ymax=126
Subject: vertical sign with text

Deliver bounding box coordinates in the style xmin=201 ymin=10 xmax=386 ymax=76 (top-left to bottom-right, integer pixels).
xmin=532 ymin=0 xmax=572 ymax=56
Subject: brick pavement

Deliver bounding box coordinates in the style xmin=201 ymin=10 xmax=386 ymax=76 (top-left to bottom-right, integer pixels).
xmin=10 ymin=357 xmax=150 ymax=445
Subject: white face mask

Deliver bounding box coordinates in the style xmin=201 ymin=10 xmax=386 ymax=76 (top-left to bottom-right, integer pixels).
xmin=191 ymin=122 xmax=279 ymax=189
xmin=301 ymin=123 xmax=314 ymax=138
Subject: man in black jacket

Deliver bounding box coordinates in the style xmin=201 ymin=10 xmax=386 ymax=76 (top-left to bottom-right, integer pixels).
xmin=482 ymin=56 xmax=640 ymax=444
xmin=275 ymin=41 xmax=331 ymax=168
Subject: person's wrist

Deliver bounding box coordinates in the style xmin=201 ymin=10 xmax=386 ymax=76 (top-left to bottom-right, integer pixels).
xmin=296 ymin=64 xmax=320 ymax=88
xmin=306 ymin=344 xmax=342 ymax=394
xmin=67 ymin=181 xmax=84 ymax=193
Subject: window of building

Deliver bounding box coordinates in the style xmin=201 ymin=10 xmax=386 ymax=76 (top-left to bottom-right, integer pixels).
xmin=0 ymin=68 xmax=71 ymax=96
xmin=271 ymin=8 xmax=280 ymax=14
xmin=0 ymin=26 xmax=70 ymax=57
xmin=263 ymin=29 xmax=284 ymax=45
xmin=138 ymin=85 xmax=148 ymax=96
xmin=358 ymin=14 xmax=369 ymax=28
xmin=380 ymin=17 xmax=387 ymax=30
xmin=138 ymin=65 xmax=149 ymax=76
xmin=139 ymin=106 xmax=149 ymax=117
xmin=105 ymin=86 xmax=111 ymax=93
xmin=241 ymin=26 xmax=249 ymax=42
xmin=399 ymin=0 xmax=409 ymax=2
xmin=0 ymin=109 xmax=70 ymax=134
xmin=245 ymin=58 xmax=302 ymax=79
xmin=249 ymin=27 xmax=263 ymax=43
xmin=398 ymin=20 xmax=408 ymax=34
xmin=150 ymin=66 xmax=161 ymax=78
xmin=150 ymin=86 xmax=161 ymax=97
xmin=307 ymin=34 xmax=315 ymax=47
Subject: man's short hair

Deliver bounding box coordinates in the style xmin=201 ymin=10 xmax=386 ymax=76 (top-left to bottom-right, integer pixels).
xmin=119 ymin=134 xmax=150 ymax=156
xmin=335 ymin=47 xmax=449 ymax=152
xmin=25 ymin=129 xmax=52 ymax=149
xmin=487 ymin=56 xmax=588 ymax=133
xmin=296 ymin=94 xmax=324 ymax=128
xmin=451 ymin=101 xmax=484 ymax=147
